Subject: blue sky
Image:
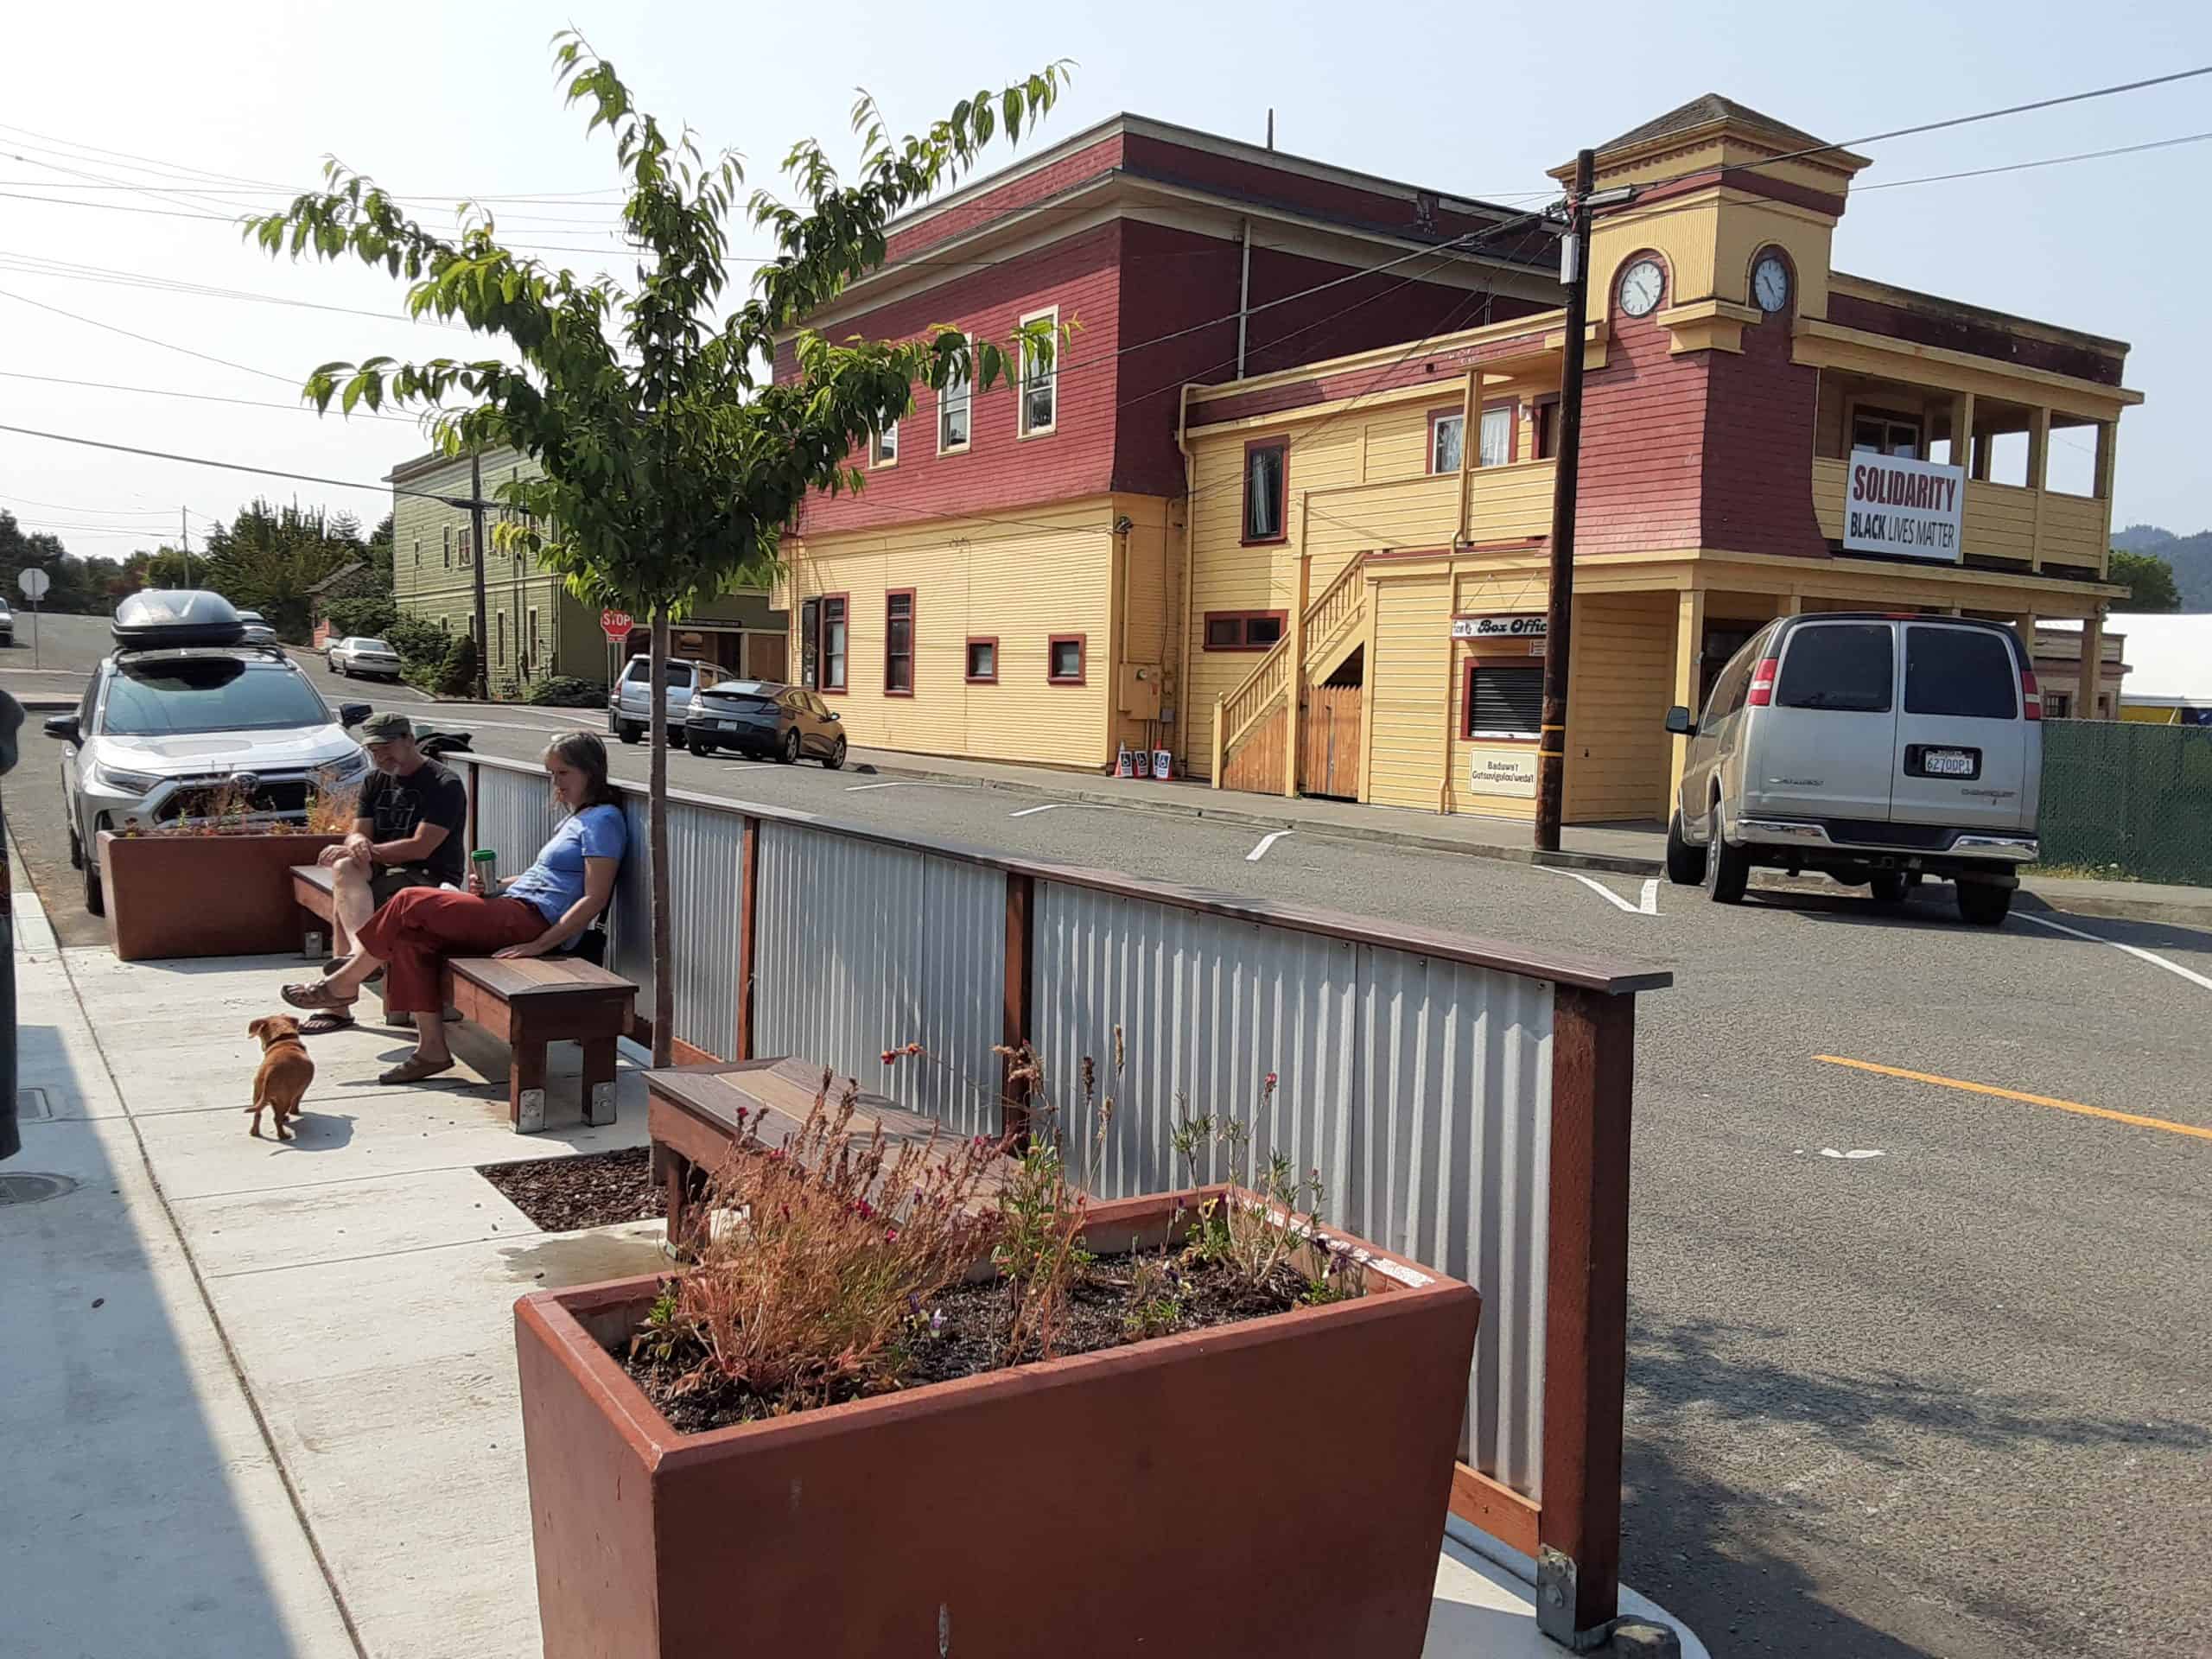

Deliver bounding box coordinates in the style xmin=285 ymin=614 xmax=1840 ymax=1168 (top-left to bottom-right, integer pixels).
xmin=3 ymin=0 xmax=2206 ymax=556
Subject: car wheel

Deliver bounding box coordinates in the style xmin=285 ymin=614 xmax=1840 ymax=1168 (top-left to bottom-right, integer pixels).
xmin=778 ymin=728 xmax=801 ymax=765
xmin=618 ymin=721 xmax=644 ymax=745
xmin=83 ymin=859 xmax=104 ymax=917
xmin=1703 ymin=801 xmax=1748 ymax=905
xmin=67 ymin=819 xmax=83 ymax=871
xmin=1955 ymin=881 xmax=2012 ymax=926
xmin=1868 ymin=870 xmax=1910 ymax=905
xmin=1664 ymin=810 xmax=1707 ymax=886
xmin=689 ymin=732 xmax=715 ymax=757
xmin=823 ymin=735 xmax=848 ymax=771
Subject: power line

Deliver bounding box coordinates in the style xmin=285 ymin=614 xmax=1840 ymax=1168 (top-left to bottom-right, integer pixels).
xmin=1853 ymin=127 xmax=2212 ymax=192
xmin=0 ymin=285 xmax=309 ymax=385
xmin=0 ymin=491 xmax=175 ymax=518
xmin=0 ymin=367 xmax=429 ymax=424
xmin=0 ymin=250 xmax=475 ymax=330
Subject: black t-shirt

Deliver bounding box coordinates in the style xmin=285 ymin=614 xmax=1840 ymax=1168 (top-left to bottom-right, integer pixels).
xmin=355 ymin=758 xmax=468 ymax=885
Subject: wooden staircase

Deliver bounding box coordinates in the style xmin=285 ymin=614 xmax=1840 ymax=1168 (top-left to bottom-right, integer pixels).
xmin=1211 ymin=556 xmax=1367 ymax=796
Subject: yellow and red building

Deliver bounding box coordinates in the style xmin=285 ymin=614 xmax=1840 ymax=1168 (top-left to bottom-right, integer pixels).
xmin=782 ymin=96 xmax=2140 ymax=820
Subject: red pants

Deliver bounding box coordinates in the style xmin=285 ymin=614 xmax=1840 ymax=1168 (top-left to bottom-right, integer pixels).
xmin=354 ymin=888 xmax=546 ymax=1013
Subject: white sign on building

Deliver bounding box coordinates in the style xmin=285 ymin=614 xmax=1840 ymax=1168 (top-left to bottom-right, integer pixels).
xmin=1844 ymin=453 xmax=1965 ymax=563
xmin=1452 ymin=613 xmax=1548 ymax=640
xmin=1469 ymin=750 xmax=1539 ymax=798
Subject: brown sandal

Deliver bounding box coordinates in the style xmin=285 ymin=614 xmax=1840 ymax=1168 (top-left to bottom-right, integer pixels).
xmin=298 ymin=1010 xmax=355 ymax=1035
xmin=282 ymin=981 xmax=358 ymax=1014
xmin=376 ymin=1055 xmax=456 ymax=1086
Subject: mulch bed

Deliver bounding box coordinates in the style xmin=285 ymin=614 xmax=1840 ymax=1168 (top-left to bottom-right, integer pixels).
xmin=620 ymin=1254 xmax=1314 ymax=1435
xmin=479 ymin=1147 xmax=664 ymax=1231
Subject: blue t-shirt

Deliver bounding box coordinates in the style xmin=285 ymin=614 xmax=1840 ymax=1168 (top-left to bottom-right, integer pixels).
xmin=505 ymin=804 xmax=626 ymax=923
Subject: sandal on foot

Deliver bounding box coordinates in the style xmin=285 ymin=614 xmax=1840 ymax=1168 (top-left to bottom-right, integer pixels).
xmin=299 ymin=1010 xmax=355 ymax=1035
xmin=283 ymin=981 xmax=358 ymax=1014
xmin=377 ymin=1056 xmax=455 ymax=1085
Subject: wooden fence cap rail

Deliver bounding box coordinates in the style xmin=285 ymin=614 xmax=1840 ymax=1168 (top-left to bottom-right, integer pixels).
xmin=460 ymin=753 xmax=1674 ymax=998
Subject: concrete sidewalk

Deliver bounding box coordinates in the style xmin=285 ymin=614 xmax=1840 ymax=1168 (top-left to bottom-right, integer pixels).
xmin=5 ymin=843 xmax=1703 ymax=1657
xmin=845 ymin=743 xmax=2212 ymax=927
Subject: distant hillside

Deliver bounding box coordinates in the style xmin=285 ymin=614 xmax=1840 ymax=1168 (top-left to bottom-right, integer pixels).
xmin=2111 ymin=524 xmax=2212 ymax=612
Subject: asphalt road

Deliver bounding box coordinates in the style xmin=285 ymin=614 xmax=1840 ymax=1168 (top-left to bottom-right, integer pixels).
xmin=10 ymin=622 xmax=2211 ymax=1657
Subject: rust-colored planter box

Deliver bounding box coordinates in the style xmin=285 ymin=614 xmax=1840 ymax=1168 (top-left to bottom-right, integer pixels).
xmin=97 ymin=830 xmax=342 ymax=962
xmin=516 ymin=1188 xmax=1479 ymax=1659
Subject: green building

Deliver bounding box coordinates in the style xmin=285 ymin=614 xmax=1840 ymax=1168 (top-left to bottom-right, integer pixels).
xmin=387 ymin=445 xmax=786 ymax=693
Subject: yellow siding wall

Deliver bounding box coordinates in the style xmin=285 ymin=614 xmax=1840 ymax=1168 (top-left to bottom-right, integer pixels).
xmin=1448 ymin=569 xmax=1548 ymax=820
xmin=1363 ymin=575 xmax=1453 ymax=811
xmin=784 ymin=498 xmax=1122 ymax=768
xmin=1562 ymin=591 xmax=1676 ymax=823
xmin=1111 ymin=493 xmax=1179 ymax=759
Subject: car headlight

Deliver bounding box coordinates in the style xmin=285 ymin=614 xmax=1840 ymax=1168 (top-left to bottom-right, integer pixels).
xmin=319 ymin=750 xmax=370 ymax=784
xmin=89 ymin=762 xmax=165 ymax=795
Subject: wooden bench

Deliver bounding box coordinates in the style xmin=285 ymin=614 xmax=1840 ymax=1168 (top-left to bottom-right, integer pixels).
xmin=648 ymin=1056 xmax=1008 ymax=1252
xmin=290 ymin=863 xmax=637 ymax=1133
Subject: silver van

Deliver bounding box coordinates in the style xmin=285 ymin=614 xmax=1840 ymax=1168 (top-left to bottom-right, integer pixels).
xmin=607 ymin=653 xmax=724 ymax=746
xmin=1662 ymin=614 xmax=2041 ymax=925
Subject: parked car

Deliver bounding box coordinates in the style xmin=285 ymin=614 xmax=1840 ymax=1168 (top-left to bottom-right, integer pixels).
xmin=683 ymin=680 xmax=847 ymax=766
xmin=327 ymin=636 xmax=404 ymax=679
xmin=236 ymin=609 xmax=279 ymax=647
xmin=44 ymin=590 xmax=371 ymax=915
xmin=1662 ymin=613 xmax=2040 ymax=925
xmin=0 ymin=599 xmax=13 ymax=645
xmin=607 ymin=653 xmax=724 ymax=745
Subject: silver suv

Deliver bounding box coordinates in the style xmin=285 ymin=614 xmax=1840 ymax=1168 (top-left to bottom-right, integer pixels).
xmin=607 ymin=653 xmax=723 ymax=746
xmin=1663 ymin=614 xmax=2040 ymax=925
xmin=46 ymin=591 xmax=371 ymax=914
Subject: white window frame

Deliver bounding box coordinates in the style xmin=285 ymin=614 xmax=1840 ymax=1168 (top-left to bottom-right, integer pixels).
xmin=870 ymin=421 xmax=899 ymax=468
xmin=1018 ymin=305 xmax=1058 ymax=438
xmin=1478 ymin=404 xmax=1514 ymax=468
xmin=1430 ymin=412 xmax=1465 ymax=475
xmin=938 ymin=334 xmax=974 ymax=454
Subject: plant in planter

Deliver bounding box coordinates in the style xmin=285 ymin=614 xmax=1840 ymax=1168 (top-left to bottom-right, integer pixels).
xmin=517 ymin=1055 xmax=1481 ymax=1659
xmin=98 ymin=780 xmax=355 ymax=961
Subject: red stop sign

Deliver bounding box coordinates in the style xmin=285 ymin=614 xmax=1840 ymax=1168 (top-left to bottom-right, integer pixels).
xmin=600 ymin=609 xmax=634 ymax=641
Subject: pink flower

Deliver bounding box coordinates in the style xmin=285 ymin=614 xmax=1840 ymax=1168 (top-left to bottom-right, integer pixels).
xmin=1264 ymin=1071 xmax=1279 ymax=1089
xmin=880 ymin=1049 xmax=897 ymax=1065
xmin=885 ymin=1227 xmax=900 ymax=1244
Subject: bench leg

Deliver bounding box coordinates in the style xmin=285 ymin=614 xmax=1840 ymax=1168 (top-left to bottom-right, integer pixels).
xmin=511 ymin=1039 xmax=549 ymax=1134
xmin=658 ymin=1146 xmax=694 ymax=1257
xmin=582 ymin=1036 xmax=619 ymax=1128
xmin=298 ymin=906 xmax=324 ymax=962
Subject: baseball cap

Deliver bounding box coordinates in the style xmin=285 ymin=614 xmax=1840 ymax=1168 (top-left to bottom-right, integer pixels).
xmin=359 ymin=711 xmax=416 ymax=744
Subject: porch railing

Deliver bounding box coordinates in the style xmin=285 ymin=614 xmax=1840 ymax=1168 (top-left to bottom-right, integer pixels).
xmin=460 ymin=753 xmax=1670 ymax=1643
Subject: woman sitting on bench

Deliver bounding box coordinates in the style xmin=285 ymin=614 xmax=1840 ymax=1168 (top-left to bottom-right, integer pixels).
xmin=283 ymin=732 xmax=626 ymax=1084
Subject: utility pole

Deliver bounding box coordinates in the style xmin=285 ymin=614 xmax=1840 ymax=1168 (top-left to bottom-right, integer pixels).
xmin=468 ymin=448 xmax=492 ymax=702
xmin=1534 ymin=149 xmax=1594 ymax=853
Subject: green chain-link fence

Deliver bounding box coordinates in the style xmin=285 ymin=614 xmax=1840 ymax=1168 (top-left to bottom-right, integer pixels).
xmin=2038 ymin=718 xmax=2212 ymax=887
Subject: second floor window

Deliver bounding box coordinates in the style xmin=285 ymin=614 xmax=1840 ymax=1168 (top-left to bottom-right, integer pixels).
xmin=1243 ymin=441 xmax=1287 ymax=543
xmin=939 ymin=340 xmax=972 ymax=452
xmin=871 ymin=423 xmax=899 ymax=467
xmin=1431 ymin=412 xmax=1464 ymax=474
xmin=459 ymin=526 xmax=474 ymax=567
xmin=442 ymin=527 xmax=453 ymax=568
xmin=1479 ymin=404 xmax=1513 ymax=468
xmin=885 ymin=592 xmax=914 ymax=694
xmin=1020 ymin=307 xmax=1058 ymax=436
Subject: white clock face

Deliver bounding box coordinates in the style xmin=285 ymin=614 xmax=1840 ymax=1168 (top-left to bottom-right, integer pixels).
xmin=1618 ymin=258 xmax=1664 ymax=318
xmin=1753 ymin=255 xmax=1791 ymax=314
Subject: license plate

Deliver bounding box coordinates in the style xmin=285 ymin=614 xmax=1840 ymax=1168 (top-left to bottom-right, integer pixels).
xmin=1923 ymin=749 xmax=1974 ymax=777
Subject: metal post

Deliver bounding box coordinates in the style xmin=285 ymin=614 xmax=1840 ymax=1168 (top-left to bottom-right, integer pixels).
xmin=1535 ymin=149 xmax=1594 ymax=852
xmin=469 ymin=450 xmax=492 ymax=702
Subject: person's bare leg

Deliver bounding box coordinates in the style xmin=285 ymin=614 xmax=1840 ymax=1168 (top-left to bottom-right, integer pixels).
xmin=330 ymin=856 xmax=375 ymax=945
xmin=410 ymin=1007 xmax=453 ymax=1066
xmin=322 ymin=947 xmax=387 ymax=999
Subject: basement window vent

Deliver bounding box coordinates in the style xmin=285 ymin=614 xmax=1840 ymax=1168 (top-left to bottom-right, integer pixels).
xmin=17 ymin=1087 xmax=54 ymax=1121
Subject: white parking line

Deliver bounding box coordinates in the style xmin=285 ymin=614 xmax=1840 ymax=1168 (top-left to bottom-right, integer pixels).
xmin=1246 ymin=830 xmax=1294 ymax=862
xmin=2018 ymin=912 xmax=2212 ymax=993
xmin=1542 ymin=867 xmax=1660 ymax=916
xmin=1010 ymin=803 xmax=1062 ymax=817
xmin=844 ymin=780 xmax=977 ymax=792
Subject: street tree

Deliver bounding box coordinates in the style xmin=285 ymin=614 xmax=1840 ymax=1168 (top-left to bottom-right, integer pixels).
xmin=199 ymin=499 xmax=364 ymax=639
xmin=245 ymin=34 xmax=1070 ymax=1064
xmin=2107 ymin=548 xmax=2181 ymax=613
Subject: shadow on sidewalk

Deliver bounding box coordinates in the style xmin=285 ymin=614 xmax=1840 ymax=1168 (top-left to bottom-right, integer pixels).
xmin=3 ymin=1020 xmax=332 ymax=1657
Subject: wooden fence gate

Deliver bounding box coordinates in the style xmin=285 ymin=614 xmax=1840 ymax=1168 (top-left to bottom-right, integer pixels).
xmin=1300 ymin=686 xmax=1363 ymax=799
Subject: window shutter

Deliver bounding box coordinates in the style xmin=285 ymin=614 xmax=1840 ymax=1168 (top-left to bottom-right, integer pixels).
xmin=1467 ymin=665 xmax=1543 ymax=734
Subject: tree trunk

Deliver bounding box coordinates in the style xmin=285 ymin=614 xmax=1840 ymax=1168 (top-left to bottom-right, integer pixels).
xmin=648 ymin=604 xmax=674 ymax=1068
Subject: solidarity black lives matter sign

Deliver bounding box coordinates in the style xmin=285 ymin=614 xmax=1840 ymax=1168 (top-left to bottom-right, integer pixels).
xmin=1845 ymin=454 xmax=1965 ymax=563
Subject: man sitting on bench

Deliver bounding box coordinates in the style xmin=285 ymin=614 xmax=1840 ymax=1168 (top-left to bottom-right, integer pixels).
xmin=302 ymin=711 xmax=468 ymax=1030
xmin=282 ymin=732 xmax=626 ymax=1085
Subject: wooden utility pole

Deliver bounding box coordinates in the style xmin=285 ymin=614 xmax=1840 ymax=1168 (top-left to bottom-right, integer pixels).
xmin=469 ymin=449 xmax=492 ymax=702
xmin=1535 ymin=149 xmax=1593 ymax=852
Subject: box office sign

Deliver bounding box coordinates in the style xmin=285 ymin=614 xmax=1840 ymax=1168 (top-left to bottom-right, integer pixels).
xmin=1845 ymin=454 xmax=1964 ymax=563
xmin=1469 ymin=749 xmax=1539 ymax=798
xmin=1452 ymin=614 xmax=1548 ymax=640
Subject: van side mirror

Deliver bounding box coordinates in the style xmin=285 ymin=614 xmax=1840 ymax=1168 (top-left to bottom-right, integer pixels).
xmin=1663 ymin=706 xmax=1697 ymax=737
xmin=43 ymin=714 xmax=79 ymax=743
xmin=338 ymin=702 xmax=372 ymax=728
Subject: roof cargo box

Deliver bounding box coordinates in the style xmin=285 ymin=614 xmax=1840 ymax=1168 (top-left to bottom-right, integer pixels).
xmin=111 ymin=589 xmax=248 ymax=649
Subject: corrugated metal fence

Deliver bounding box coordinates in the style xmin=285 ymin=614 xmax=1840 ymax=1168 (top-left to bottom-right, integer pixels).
xmin=462 ymin=755 xmax=1661 ymax=1627
xmin=2040 ymin=719 xmax=2212 ymax=887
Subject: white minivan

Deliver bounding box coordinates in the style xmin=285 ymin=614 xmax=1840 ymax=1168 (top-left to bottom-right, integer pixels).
xmin=1663 ymin=614 xmax=2041 ymax=925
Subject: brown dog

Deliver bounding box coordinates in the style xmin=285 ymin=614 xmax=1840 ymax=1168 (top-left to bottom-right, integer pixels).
xmin=247 ymin=1014 xmax=315 ymax=1141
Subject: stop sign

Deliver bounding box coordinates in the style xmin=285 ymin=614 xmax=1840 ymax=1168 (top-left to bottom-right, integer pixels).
xmin=600 ymin=609 xmax=634 ymax=642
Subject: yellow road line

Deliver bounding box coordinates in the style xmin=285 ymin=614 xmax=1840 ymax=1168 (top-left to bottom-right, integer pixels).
xmin=1814 ymin=1056 xmax=2212 ymax=1143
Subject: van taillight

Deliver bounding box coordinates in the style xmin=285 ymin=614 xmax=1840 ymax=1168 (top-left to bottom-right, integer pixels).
xmin=1745 ymin=657 xmax=1781 ymax=707
xmin=2021 ymin=668 xmax=2042 ymax=721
